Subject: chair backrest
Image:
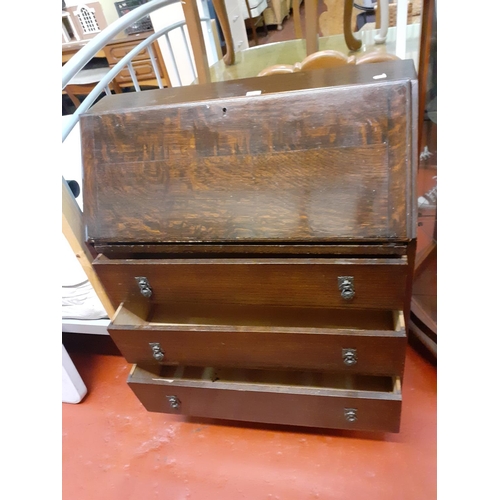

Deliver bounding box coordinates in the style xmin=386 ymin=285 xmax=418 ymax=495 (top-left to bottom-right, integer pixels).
xmin=291 ymin=0 xmax=362 ymax=54
xmin=257 ymin=48 xmax=400 ymax=76
xmin=62 ymin=0 xmax=234 ymax=142
xmin=291 ymin=0 xmax=414 ymax=55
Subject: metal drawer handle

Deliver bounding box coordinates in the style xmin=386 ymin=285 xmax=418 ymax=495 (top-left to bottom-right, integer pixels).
xmin=167 ymin=396 xmax=180 ymax=409
xmin=344 ymin=408 xmax=357 ymax=422
xmin=149 ymin=342 xmax=164 ymax=362
xmin=338 ymin=276 xmax=355 ymax=300
xmin=135 ymin=276 xmax=152 ymax=298
xmin=342 ymin=348 xmax=357 ymax=366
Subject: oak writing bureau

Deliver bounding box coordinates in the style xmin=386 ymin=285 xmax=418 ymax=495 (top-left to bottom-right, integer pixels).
xmin=81 ymin=60 xmax=417 ymax=433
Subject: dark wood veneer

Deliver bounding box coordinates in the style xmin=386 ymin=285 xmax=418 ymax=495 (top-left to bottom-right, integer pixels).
xmin=94 ymin=255 xmax=408 ymax=310
xmin=84 ymin=62 xmax=418 ymax=432
xmin=82 ymin=62 xmax=417 ymax=245
xmin=128 ymin=365 xmax=402 ymax=433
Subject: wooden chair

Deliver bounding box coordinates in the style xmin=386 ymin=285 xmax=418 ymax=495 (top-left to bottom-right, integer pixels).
xmin=101 ymin=36 xmax=171 ymax=91
xmin=257 ymin=63 xmax=300 ymax=76
xmin=264 ymin=0 xmax=293 ymax=30
xmin=243 ymin=0 xmax=269 ymax=46
xmin=63 ymin=35 xmax=173 ymax=110
xmin=300 ymin=49 xmax=356 ymax=71
xmin=257 ymin=49 xmax=400 ymax=76
xmin=290 ymin=0 xmax=416 ymax=54
xmin=64 ymin=66 xmax=125 ymax=109
xmin=291 ymin=0 xmax=363 ymax=53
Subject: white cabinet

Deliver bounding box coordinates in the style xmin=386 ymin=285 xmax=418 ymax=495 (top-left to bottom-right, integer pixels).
xmin=225 ymin=0 xmax=249 ymax=52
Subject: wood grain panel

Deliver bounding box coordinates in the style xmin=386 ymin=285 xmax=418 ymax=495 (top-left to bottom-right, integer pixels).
xmin=81 ymin=63 xmax=417 ymax=244
xmin=85 ymin=85 xmax=390 ymax=164
xmin=93 ymin=255 xmax=408 ymax=310
xmin=87 ymin=145 xmax=393 ymax=242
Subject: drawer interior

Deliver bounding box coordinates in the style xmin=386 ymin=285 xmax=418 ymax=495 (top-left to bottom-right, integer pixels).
xmin=114 ymin=302 xmax=399 ymax=332
xmin=130 ymin=364 xmax=401 ymax=396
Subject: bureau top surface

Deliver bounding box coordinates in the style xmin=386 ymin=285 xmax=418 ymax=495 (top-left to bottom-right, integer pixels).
xmin=81 ymin=61 xmax=417 ymax=245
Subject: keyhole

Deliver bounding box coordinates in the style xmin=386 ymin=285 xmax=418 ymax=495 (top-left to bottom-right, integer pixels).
xmin=222 ymin=107 xmax=227 ymax=116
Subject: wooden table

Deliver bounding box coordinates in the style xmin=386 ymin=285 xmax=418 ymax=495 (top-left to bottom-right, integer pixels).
xmin=62 ymin=30 xmax=169 ymax=89
xmin=207 ymin=23 xmax=421 ymax=82
xmin=62 ymin=30 xmax=149 ymax=61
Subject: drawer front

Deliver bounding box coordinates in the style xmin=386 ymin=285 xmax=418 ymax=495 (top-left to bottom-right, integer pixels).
xmin=112 ymin=60 xmax=159 ymax=84
xmin=128 ymin=365 xmax=402 ymax=432
xmin=110 ymin=304 xmax=406 ymax=376
xmin=94 ymin=256 xmax=408 ymax=310
xmin=104 ymin=41 xmax=150 ymax=63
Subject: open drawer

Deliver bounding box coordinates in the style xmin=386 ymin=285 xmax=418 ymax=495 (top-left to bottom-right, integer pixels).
xmin=109 ymin=302 xmax=407 ymax=376
xmin=128 ymin=364 xmax=403 ymax=432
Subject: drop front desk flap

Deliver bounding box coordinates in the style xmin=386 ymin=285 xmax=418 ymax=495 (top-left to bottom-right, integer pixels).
xmin=81 ymin=60 xmax=417 ymax=246
xmin=82 ymin=61 xmax=418 ymax=432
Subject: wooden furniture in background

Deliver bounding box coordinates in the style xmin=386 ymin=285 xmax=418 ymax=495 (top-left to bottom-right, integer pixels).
xmin=418 ymin=0 xmax=435 ymax=152
xmin=291 ymin=0 xmax=363 ymax=54
xmin=64 ymin=68 xmax=122 ymax=108
xmin=265 ymin=0 xmax=293 ymax=30
xmin=80 ymin=60 xmax=418 ymax=432
xmin=103 ymin=31 xmax=171 ymax=88
xmin=374 ymin=0 xmax=421 ymax=28
xmin=243 ymin=0 xmax=268 ymax=46
xmin=257 ymin=48 xmax=400 ymax=75
xmin=343 ymin=0 xmax=362 ymax=50
xmin=63 ymin=31 xmax=171 ymax=107
xmin=410 ymin=0 xmax=437 ymax=358
xmin=410 ymin=120 xmax=436 ymax=358
xmin=63 ymin=0 xmax=236 ymax=98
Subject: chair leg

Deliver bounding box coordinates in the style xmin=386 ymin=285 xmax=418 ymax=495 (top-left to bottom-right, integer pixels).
xmin=250 ymin=19 xmax=259 ymax=45
xmin=65 ymin=90 xmax=81 ymax=108
xmin=244 ymin=0 xmax=259 ymax=46
xmin=111 ymin=80 xmax=122 ymax=94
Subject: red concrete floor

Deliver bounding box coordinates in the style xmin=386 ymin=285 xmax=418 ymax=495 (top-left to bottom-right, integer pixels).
xmin=62 ymin=336 xmax=436 ymax=500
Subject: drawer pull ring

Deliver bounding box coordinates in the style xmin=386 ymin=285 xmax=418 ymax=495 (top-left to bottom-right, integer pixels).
xmin=344 ymin=408 xmax=357 ymax=423
xmin=135 ymin=276 xmax=152 ymax=298
xmin=149 ymin=342 xmax=165 ymax=361
xmin=167 ymin=396 xmax=180 ymax=409
xmin=338 ymin=276 xmax=355 ymax=300
xmin=342 ymin=348 xmax=357 ymax=366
